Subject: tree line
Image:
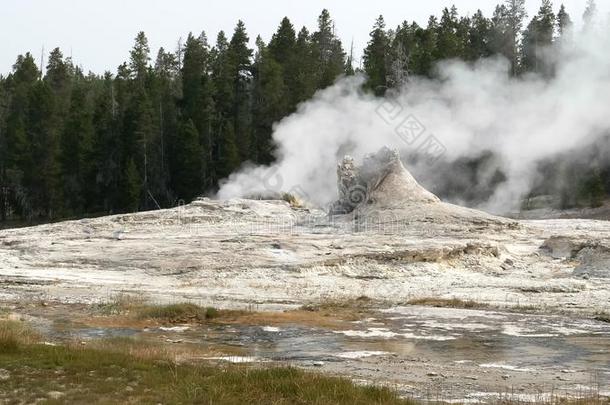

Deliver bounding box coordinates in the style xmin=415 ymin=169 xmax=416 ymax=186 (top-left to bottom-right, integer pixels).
xmin=0 ymin=1 xmax=605 ymax=223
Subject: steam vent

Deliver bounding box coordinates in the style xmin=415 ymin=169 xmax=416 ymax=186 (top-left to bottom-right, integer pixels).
xmin=330 ymin=147 xmax=509 ymax=227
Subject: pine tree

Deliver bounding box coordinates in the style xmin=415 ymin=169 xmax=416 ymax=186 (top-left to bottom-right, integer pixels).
xmin=181 ymin=33 xmax=209 ymax=126
xmin=0 ymin=76 xmax=8 ymax=221
xmin=556 ymin=4 xmax=572 ymax=38
xmin=217 ymin=121 xmax=240 ymax=180
xmin=269 ymin=17 xmax=300 ymax=112
xmin=251 ymin=36 xmax=287 ymax=163
xmin=536 ymin=0 xmax=556 ymax=46
xmin=124 ymin=32 xmax=163 ymax=210
xmin=435 ymin=7 xmax=462 ymax=60
xmin=5 ymin=54 xmax=38 ymax=172
xmin=153 ymin=47 xmax=180 ymax=202
xmin=345 ymin=40 xmax=356 ymax=76
xmin=227 ymin=21 xmax=253 ymax=162
xmin=363 ymin=15 xmax=390 ymax=95
xmin=90 ymin=72 xmax=120 ymax=212
xmin=504 ymin=0 xmax=527 ymax=75
xmin=2 ymin=54 xmax=39 ymax=220
xmin=209 ymin=31 xmax=231 ymax=186
xmin=490 ymin=5 xmax=512 ymax=64
xmin=583 ymin=0 xmax=597 ymax=29
xmin=468 ymin=10 xmax=492 ymax=60
xmin=311 ymin=9 xmax=346 ymax=88
xmin=181 ymin=32 xmax=214 ymax=174
xmin=44 ymin=48 xmax=72 ymax=116
xmin=130 ymin=32 xmax=150 ymax=81
xmin=388 ymin=22 xmax=413 ymax=86
xmin=123 ymin=157 xmax=141 ymax=211
xmin=172 ymin=119 xmax=203 ymax=201
xmin=521 ymin=0 xmax=555 ymax=75
xmin=59 ymin=82 xmax=94 ymax=213
xmin=268 ymin=17 xmax=296 ymax=66
xmin=415 ymin=16 xmax=439 ymax=77
xmin=25 ymin=80 xmax=61 ymax=218
xmin=290 ymin=27 xmax=317 ymax=106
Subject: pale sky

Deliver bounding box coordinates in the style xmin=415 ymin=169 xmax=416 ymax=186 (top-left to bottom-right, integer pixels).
xmin=1 ymin=0 xmax=608 ymax=75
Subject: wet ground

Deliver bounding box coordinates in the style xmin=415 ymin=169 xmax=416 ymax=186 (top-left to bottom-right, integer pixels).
xmin=15 ymin=304 xmax=610 ymax=403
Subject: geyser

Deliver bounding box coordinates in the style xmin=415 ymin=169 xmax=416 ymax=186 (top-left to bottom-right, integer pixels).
xmin=329 ymin=147 xmax=510 ymax=228
xmin=217 ymin=26 xmax=610 ymax=214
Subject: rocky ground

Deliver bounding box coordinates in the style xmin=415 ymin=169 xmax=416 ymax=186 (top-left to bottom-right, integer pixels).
xmin=1 ymin=195 xmax=608 ymax=314
xmin=1 ymin=152 xmax=608 ymax=401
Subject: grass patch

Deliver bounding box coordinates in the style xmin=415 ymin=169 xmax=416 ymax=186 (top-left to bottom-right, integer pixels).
xmin=95 ymin=296 xmax=243 ymax=325
xmin=406 ymin=297 xmax=490 ymax=310
xmin=300 ymin=296 xmax=375 ymax=321
xmin=137 ymin=303 xmax=221 ymax=323
xmin=301 ymin=296 xmax=373 ymax=312
xmin=0 ymin=320 xmax=412 ymax=405
xmin=511 ymin=303 xmax=544 ymax=313
xmin=0 ymin=320 xmax=39 ymax=352
xmin=95 ymin=293 xmax=146 ymax=315
xmin=88 ymin=297 xmax=364 ymax=330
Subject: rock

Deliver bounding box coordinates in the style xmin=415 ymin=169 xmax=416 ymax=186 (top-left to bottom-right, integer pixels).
xmin=0 ymin=369 xmax=10 ymax=381
xmin=501 ymin=258 xmax=515 ymax=270
xmin=329 ymin=155 xmax=365 ymax=215
xmin=540 ymin=236 xmax=585 ymax=259
xmin=47 ymin=391 xmax=64 ymax=400
xmin=573 ymin=244 xmax=610 ymax=279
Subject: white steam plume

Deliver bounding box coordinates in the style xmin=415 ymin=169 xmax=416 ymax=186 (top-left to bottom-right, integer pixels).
xmin=218 ymin=26 xmax=610 ymax=213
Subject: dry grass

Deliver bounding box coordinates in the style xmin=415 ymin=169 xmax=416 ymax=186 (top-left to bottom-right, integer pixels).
xmin=87 ymin=296 xmax=379 ymax=330
xmin=406 ymin=297 xmax=490 ymax=309
xmin=0 ymin=320 xmax=39 ymax=352
xmin=95 ymin=293 xmax=147 ymax=315
xmin=94 ymin=296 xmax=247 ymax=325
xmin=136 ymin=303 xmax=221 ymax=323
xmin=301 ymin=295 xmax=373 ymax=311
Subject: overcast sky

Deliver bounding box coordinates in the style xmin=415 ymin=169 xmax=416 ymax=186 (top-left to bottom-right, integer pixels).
xmin=2 ymin=0 xmax=609 ymax=75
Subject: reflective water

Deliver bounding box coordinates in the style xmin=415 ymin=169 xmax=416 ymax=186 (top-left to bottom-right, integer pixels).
xmin=45 ymin=306 xmax=610 ymax=400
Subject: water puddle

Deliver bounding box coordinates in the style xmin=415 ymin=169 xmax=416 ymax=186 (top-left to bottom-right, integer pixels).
xmin=39 ymin=306 xmax=610 ymax=401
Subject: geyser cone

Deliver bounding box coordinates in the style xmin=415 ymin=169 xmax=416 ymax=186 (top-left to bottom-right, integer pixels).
xmin=333 ymin=147 xmax=510 ymax=227
xmin=366 ymin=152 xmax=440 ymax=208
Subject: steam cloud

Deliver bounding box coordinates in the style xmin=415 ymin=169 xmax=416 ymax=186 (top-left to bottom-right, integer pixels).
xmin=218 ymin=26 xmax=610 ymax=214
